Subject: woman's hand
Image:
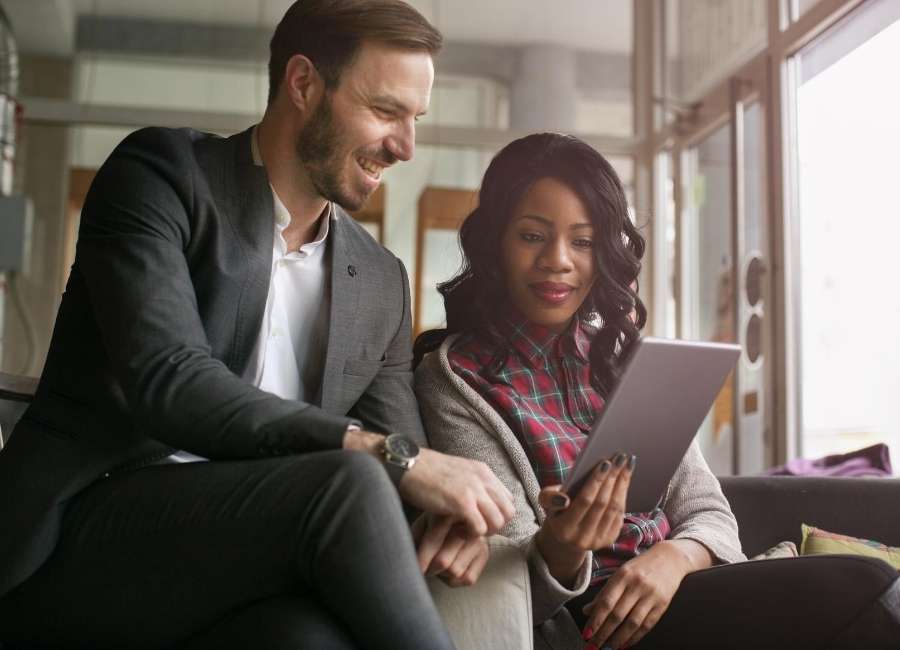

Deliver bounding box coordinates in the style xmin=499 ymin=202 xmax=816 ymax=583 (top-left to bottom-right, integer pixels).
xmin=535 ymin=453 xmax=634 ymax=586
xmin=582 ymin=539 xmax=714 ymax=649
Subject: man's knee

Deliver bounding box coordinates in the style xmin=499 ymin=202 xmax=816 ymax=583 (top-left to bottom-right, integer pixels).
xmin=331 ymin=450 xmax=394 ymax=495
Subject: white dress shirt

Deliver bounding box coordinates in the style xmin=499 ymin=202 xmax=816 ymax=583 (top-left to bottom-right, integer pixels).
xmin=243 ymin=125 xmax=331 ymax=403
xmin=165 ymin=127 xmax=332 ymax=463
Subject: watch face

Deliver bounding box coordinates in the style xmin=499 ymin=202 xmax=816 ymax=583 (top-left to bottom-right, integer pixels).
xmin=387 ymin=435 xmax=419 ymax=460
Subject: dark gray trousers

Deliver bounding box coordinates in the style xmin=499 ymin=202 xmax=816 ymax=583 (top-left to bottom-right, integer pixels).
xmin=0 ymin=451 xmax=455 ymax=650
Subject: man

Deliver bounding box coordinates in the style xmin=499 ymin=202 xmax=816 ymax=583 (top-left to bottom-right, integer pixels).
xmin=0 ymin=1 xmax=514 ymax=647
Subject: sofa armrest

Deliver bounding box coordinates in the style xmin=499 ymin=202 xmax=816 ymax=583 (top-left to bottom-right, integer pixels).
xmin=719 ymin=476 xmax=900 ymax=557
xmin=428 ymin=536 xmax=532 ymax=650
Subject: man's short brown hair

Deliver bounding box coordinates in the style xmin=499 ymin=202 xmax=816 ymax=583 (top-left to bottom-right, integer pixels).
xmin=268 ymin=0 xmax=443 ymax=105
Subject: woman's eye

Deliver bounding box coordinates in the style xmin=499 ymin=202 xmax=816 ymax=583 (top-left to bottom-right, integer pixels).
xmin=573 ymin=238 xmax=594 ymax=249
xmin=520 ymin=232 xmax=544 ymax=243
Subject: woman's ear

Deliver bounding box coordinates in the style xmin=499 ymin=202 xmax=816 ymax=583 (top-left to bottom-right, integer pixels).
xmin=282 ymin=54 xmax=324 ymax=115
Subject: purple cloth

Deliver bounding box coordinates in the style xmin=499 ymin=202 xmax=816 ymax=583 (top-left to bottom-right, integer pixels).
xmin=762 ymin=443 xmax=893 ymax=477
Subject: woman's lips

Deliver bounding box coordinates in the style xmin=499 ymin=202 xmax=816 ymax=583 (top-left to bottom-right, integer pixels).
xmin=529 ymin=282 xmax=575 ymax=305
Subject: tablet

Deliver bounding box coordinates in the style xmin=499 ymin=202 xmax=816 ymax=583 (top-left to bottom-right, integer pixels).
xmin=561 ymin=337 xmax=740 ymax=512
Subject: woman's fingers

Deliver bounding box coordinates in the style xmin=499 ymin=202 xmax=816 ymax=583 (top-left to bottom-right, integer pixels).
xmin=603 ymin=597 xmax=655 ymax=650
xmin=578 ymin=454 xmax=628 ymax=544
xmin=538 ymin=484 xmax=570 ymax=513
xmin=583 ymin=578 xmax=638 ymax=649
xmin=562 ymin=457 xmax=617 ymax=524
xmin=590 ymin=455 xmax=635 ymax=547
xmin=618 ymin=603 xmax=666 ymax=649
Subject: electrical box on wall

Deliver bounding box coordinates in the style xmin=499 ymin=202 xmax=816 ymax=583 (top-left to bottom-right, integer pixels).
xmin=0 ymin=196 xmax=33 ymax=272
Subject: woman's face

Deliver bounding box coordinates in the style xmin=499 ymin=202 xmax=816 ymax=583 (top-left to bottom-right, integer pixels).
xmin=500 ymin=177 xmax=596 ymax=332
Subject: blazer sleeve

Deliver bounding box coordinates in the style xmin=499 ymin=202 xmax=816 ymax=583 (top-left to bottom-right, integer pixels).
xmin=662 ymin=441 xmax=747 ymax=564
xmin=415 ymin=355 xmax=592 ymax=625
xmin=347 ymin=259 xmax=426 ymax=446
xmin=74 ymin=134 xmax=354 ymax=459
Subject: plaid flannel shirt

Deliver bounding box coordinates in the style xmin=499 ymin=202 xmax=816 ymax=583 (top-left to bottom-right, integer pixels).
xmin=448 ymin=315 xmax=669 ymax=584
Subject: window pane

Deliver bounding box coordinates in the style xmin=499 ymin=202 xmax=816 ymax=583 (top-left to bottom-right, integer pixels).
xmin=682 ymin=124 xmax=734 ymax=475
xmin=664 ymin=0 xmax=767 ymax=102
xmin=795 ymin=1 xmax=900 ymax=463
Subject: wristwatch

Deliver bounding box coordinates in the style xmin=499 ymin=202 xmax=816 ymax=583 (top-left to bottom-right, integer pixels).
xmin=381 ymin=434 xmax=420 ymax=486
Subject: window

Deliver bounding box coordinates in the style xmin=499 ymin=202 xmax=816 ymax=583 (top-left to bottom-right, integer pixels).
xmin=792 ymin=0 xmax=900 ymax=460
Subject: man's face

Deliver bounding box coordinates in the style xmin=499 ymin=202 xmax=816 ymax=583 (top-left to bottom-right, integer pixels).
xmin=296 ymin=41 xmax=434 ymax=211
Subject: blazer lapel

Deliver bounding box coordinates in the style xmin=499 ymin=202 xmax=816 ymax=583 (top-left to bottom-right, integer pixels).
xmin=319 ymin=209 xmax=360 ymax=412
xmin=199 ymin=127 xmax=274 ymax=374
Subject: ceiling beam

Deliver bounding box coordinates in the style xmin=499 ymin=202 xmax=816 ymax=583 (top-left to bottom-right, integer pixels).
xmin=19 ymin=94 xmax=640 ymax=155
xmin=74 ymin=15 xmax=631 ymax=97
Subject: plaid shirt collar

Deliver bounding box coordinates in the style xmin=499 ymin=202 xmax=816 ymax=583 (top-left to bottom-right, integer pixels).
xmin=496 ymin=309 xmax=592 ymax=368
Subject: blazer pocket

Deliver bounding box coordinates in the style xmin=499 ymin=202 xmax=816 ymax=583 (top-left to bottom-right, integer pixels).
xmin=342 ymin=358 xmax=383 ymax=378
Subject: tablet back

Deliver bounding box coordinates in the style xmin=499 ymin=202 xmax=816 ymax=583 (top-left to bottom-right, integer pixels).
xmin=562 ymin=337 xmax=740 ymax=512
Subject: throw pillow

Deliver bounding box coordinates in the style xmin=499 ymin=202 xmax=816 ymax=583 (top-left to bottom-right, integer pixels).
xmin=801 ymin=524 xmax=900 ymax=570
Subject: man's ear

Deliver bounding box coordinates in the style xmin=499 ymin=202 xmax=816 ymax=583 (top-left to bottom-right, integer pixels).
xmin=282 ymin=54 xmax=324 ymax=114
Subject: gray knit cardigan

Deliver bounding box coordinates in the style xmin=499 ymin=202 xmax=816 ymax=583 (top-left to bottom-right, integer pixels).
xmin=415 ymin=336 xmax=747 ymax=650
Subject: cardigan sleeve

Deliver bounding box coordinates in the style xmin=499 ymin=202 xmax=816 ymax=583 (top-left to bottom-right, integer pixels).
xmin=662 ymin=440 xmax=747 ymax=564
xmin=414 ymin=352 xmax=592 ymax=625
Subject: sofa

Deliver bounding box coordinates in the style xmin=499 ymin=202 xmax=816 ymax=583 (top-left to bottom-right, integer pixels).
xmin=2 ymin=375 xmax=898 ymax=649
xmin=430 ymin=475 xmax=900 ymax=650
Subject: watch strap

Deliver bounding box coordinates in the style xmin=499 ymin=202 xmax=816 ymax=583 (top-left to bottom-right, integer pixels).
xmin=383 ymin=458 xmax=407 ymax=487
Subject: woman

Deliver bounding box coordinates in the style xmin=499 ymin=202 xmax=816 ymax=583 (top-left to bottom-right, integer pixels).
xmin=414 ymin=133 xmax=745 ymax=650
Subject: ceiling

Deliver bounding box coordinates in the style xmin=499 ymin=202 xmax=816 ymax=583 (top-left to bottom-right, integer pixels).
xmin=4 ymin=0 xmax=633 ymax=55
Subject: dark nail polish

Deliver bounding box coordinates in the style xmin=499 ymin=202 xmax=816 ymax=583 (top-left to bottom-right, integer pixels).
xmin=628 ymin=454 xmax=637 ymax=470
xmin=552 ymin=494 xmax=569 ymax=508
xmin=598 ymin=460 xmax=611 ymax=473
xmin=614 ymin=452 xmax=627 ymax=467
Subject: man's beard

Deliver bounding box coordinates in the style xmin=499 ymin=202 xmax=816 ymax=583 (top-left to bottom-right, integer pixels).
xmin=296 ymin=96 xmax=369 ymax=212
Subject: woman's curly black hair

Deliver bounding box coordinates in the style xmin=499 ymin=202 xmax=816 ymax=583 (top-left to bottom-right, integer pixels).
xmin=413 ymin=132 xmax=647 ymax=398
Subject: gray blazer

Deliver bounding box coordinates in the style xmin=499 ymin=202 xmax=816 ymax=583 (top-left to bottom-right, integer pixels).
xmin=415 ymin=336 xmax=746 ymax=650
xmin=0 ymin=126 xmax=424 ymax=596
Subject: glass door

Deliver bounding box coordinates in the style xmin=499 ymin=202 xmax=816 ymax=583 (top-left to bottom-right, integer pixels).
xmin=670 ymin=61 xmax=771 ymax=475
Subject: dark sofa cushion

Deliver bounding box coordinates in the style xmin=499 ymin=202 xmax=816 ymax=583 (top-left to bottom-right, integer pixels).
xmin=719 ymin=476 xmax=900 ymax=557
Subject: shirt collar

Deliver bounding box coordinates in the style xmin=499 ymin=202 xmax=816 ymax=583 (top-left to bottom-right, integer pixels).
xmin=498 ymin=309 xmax=591 ymax=366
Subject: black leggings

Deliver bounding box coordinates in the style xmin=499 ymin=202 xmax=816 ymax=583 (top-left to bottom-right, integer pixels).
xmin=0 ymin=452 xmax=455 ymax=650
xmin=567 ymin=555 xmax=899 ymax=649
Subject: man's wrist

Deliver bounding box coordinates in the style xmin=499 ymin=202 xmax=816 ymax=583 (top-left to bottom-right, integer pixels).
xmin=342 ymin=427 xmax=385 ymax=456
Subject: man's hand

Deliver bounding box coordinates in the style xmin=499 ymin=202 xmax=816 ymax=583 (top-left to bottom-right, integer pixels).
xmin=343 ymin=429 xmax=515 ymax=536
xmin=413 ymin=514 xmax=491 ymax=587
xmin=402 ymin=447 xmax=515 ymax=536
xmin=581 ymin=539 xmax=713 ymax=649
